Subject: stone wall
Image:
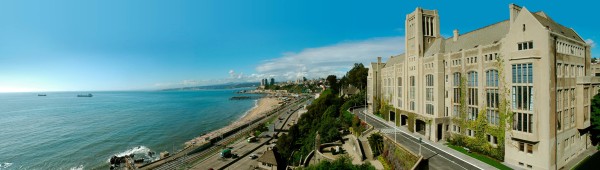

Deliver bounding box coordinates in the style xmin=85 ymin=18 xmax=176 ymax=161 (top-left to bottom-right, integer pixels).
xmin=382 ymin=135 xmax=421 ymax=170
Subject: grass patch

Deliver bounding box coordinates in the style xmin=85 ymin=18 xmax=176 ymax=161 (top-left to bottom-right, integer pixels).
xmin=446 ymin=144 xmax=511 ymax=170
xmin=378 ymin=155 xmax=391 ymax=170
xmin=573 ymin=151 xmax=600 ymax=170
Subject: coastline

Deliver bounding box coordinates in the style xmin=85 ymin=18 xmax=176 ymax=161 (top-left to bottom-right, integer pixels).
xmin=185 ymin=96 xmax=280 ymax=146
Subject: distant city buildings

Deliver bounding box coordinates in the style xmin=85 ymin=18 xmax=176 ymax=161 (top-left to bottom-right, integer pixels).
xmin=367 ymin=4 xmax=599 ymax=169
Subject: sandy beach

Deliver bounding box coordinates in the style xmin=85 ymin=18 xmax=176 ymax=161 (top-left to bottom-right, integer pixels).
xmin=185 ymin=97 xmax=280 ymax=146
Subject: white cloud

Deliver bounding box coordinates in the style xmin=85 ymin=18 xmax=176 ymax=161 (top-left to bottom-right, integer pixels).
xmin=586 ymin=39 xmax=596 ymax=48
xmin=154 ymin=36 xmax=405 ymax=89
xmin=256 ymin=36 xmax=404 ymax=80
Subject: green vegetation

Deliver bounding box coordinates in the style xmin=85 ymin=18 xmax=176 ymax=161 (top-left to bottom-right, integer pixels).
xmin=252 ymin=122 xmax=268 ymax=137
xmin=448 ymin=56 xmax=510 ymax=161
xmin=327 ymin=75 xmax=340 ymax=94
xmin=446 ymin=144 xmax=511 ymax=170
xmin=276 ymin=89 xmax=346 ymax=165
xmin=350 ymin=114 xmax=366 ymax=136
xmin=573 ymin=151 xmax=600 ymax=170
xmin=381 ymin=137 xmax=419 ymax=170
xmin=377 ymin=156 xmax=391 ymax=170
xmin=367 ymin=133 xmax=384 ymax=157
xmin=339 ymin=63 xmax=368 ymax=90
xmin=303 ymin=155 xmax=375 ymax=170
xmin=590 ymin=89 xmax=600 ymax=147
xmin=276 ymin=63 xmax=369 ymax=167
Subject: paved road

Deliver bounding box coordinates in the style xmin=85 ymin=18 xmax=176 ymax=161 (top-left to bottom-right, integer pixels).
xmin=146 ymin=96 xmax=310 ymax=170
xmin=191 ymin=98 xmax=309 ymax=170
xmin=353 ymin=108 xmax=480 ymax=170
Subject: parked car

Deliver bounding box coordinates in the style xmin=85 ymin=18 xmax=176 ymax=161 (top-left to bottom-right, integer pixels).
xmin=249 ymin=154 xmax=258 ymax=159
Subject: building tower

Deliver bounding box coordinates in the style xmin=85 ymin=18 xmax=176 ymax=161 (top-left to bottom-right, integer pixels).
xmin=405 ymin=7 xmax=440 ymax=58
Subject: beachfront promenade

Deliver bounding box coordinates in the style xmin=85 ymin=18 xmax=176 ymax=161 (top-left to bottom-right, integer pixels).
xmin=140 ymin=95 xmax=310 ymax=170
xmin=192 ymin=97 xmax=307 ymax=170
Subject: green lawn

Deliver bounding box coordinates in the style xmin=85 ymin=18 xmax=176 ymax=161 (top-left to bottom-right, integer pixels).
xmin=446 ymin=144 xmax=512 ymax=170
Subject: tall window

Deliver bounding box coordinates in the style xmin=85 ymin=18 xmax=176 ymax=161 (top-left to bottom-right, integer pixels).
xmin=410 ymin=76 xmax=415 ymax=111
xmin=453 ymin=73 xmax=461 ymax=104
xmin=453 ymin=72 xmax=461 ymax=118
xmin=426 ymin=74 xmax=434 ymax=101
xmin=397 ymin=77 xmax=403 ymax=108
xmin=486 ymin=70 xmax=499 ymax=125
xmin=557 ymin=90 xmax=562 ymax=131
xmin=512 ymin=63 xmax=533 ymax=110
xmin=467 ymin=71 xmax=479 ymax=121
xmin=426 ymin=74 xmax=434 ymax=115
xmin=512 ymin=63 xmax=534 ymax=133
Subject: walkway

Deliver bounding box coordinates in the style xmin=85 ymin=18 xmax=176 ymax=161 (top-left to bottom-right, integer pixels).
xmin=352 ymin=107 xmax=497 ymax=170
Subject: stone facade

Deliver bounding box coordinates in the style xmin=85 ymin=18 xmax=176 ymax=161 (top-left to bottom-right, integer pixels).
xmin=367 ymin=3 xmax=599 ymax=170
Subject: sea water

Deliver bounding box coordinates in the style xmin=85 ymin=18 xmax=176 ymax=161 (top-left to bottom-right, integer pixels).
xmin=0 ymin=89 xmax=261 ymax=169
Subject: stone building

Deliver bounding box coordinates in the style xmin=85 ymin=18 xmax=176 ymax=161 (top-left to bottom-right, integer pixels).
xmin=367 ymin=3 xmax=599 ymax=169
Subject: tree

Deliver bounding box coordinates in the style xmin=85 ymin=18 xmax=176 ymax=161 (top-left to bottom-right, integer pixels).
xmin=305 ymin=155 xmax=375 ymax=170
xmin=345 ymin=63 xmax=368 ymax=89
xmin=326 ymin=75 xmax=340 ymax=94
xmin=590 ymin=90 xmax=600 ymax=146
xmin=367 ymin=133 xmax=384 ymax=157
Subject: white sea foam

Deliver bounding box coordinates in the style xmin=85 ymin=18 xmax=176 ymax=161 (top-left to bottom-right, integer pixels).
xmin=239 ymin=99 xmax=259 ymax=120
xmin=69 ymin=165 xmax=83 ymax=170
xmin=0 ymin=162 xmax=13 ymax=169
xmin=108 ymin=146 xmax=159 ymax=163
xmin=115 ymin=146 xmax=151 ymax=157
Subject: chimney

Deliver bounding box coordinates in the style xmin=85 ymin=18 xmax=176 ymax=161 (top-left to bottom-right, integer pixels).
xmin=377 ymin=57 xmax=382 ymax=64
xmin=509 ymin=3 xmax=522 ymax=23
xmin=453 ymin=29 xmax=459 ymax=42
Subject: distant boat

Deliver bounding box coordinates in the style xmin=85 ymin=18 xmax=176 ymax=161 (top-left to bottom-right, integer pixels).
xmin=38 ymin=94 xmax=46 ymax=96
xmin=77 ymin=94 xmax=93 ymax=97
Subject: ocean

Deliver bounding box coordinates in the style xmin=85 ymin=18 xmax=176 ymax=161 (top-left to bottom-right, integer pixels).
xmin=0 ymin=89 xmax=261 ymax=169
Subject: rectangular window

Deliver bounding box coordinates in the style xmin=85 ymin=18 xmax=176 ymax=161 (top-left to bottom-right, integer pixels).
xmin=519 ymin=142 xmax=525 ymax=152
xmin=513 ymin=112 xmax=533 ymax=133
xmin=518 ymin=43 xmax=523 ymax=50
xmin=426 ymin=88 xmax=434 ymax=101
xmin=527 ymin=144 xmax=533 ymax=154
xmin=558 ymin=63 xmax=562 ymax=76
xmin=410 ymin=76 xmax=415 ymax=100
xmin=518 ymin=41 xmax=534 ymax=50
xmin=426 ymin=104 xmax=434 ymax=115
xmin=453 ymin=105 xmax=459 ymax=117
xmin=512 ymin=63 xmax=534 ymax=111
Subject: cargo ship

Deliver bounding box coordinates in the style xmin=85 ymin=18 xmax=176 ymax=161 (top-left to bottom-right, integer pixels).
xmin=77 ymin=94 xmax=93 ymax=97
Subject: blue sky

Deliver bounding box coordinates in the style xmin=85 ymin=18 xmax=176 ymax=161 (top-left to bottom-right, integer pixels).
xmin=0 ymin=0 xmax=598 ymax=92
